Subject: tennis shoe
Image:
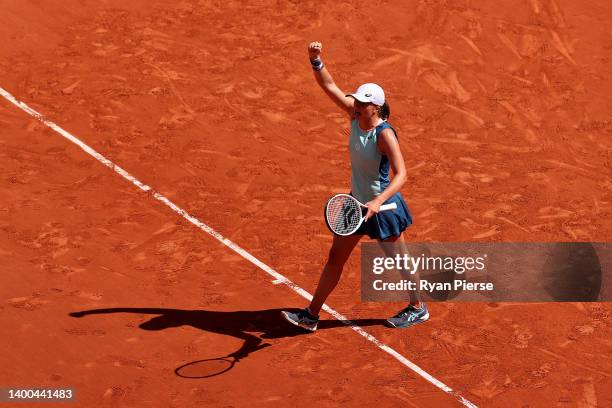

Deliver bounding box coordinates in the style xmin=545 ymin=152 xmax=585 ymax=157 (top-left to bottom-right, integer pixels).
xmin=387 ymin=303 xmax=429 ymax=328
xmin=281 ymin=308 xmax=319 ymax=332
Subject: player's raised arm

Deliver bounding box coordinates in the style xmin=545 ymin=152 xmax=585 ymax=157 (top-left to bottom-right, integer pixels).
xmin=308 ymin=41 xmax=354 ymax=116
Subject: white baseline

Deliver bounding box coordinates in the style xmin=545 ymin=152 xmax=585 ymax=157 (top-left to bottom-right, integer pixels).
xmin=0 ymin=86 xmax=477 ymax=408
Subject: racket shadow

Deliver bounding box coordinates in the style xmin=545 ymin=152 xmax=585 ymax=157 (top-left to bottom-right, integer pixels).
xmin=69 ymin=307 xmax=386 ymax=378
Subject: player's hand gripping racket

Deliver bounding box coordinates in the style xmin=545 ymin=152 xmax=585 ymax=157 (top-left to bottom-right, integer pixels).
xmin=324 ymin=194 xmax=397 ymax=236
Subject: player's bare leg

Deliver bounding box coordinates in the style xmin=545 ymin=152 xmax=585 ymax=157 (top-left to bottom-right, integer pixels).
xmin=281 ymin=233 xmax=361 ymax=331
xmin=308 ymin=233 xmax=362 ymax=316
xmin=382 ymin=233 xmax=429 ymax=328
xmin=380 ymin=233 xmax=422 ymax=308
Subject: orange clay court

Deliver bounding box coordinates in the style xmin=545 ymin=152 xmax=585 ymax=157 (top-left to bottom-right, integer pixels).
xmin=0 ymin=1 xmax=610 ymax=407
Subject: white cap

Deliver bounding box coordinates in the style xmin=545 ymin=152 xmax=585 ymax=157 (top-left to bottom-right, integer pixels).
xmin=346 ymin=83 xmax=385 ymax=106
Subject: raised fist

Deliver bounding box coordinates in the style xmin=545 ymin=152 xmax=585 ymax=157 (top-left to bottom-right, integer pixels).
xmin=308 ymin=41 xmax=322 ymax=60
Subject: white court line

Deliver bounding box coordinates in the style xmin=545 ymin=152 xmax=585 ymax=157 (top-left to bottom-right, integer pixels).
xmin=0 ymin=86 xmax=477 ymax=408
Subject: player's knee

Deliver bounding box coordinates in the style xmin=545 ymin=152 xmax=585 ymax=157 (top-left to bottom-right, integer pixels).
xmin=326 ymin=250 xmax=348 ymax=270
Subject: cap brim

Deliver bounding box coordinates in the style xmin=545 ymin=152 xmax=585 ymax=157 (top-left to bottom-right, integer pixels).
xmin=346 ymin=93 xmax=372 ymax=103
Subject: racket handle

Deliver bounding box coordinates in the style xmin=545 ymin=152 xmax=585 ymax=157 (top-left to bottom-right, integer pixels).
xmin=380 ymin=202 xmax=397 ymax=212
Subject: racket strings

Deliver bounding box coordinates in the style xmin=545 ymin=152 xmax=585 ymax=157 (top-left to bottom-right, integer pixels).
xmin=326 ymin=196 xmax=362 ymax=234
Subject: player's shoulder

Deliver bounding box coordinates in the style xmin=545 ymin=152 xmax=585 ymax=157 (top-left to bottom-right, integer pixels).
xmin=376 ymin=121 xmax=398 ymax=138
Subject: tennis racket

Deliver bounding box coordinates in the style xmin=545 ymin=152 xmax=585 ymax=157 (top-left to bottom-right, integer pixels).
xmin=324 ymin=194 xmax=397 ymax=236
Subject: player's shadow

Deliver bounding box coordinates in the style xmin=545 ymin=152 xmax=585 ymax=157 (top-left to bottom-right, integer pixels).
xmin=69 ymin=307 xmax=385 ymax=377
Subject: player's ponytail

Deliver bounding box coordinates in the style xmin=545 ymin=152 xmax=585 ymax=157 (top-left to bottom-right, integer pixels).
xmin=378 ymin=102 xmax=390 ymax=120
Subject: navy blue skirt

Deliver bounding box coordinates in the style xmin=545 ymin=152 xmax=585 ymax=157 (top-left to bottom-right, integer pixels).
xmin=354 ymin=192 xmax=413 ymax=240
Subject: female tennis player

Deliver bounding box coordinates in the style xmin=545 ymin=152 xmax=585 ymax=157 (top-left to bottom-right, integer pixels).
xmin=281 ymin=41 xmax=428 ymax=331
